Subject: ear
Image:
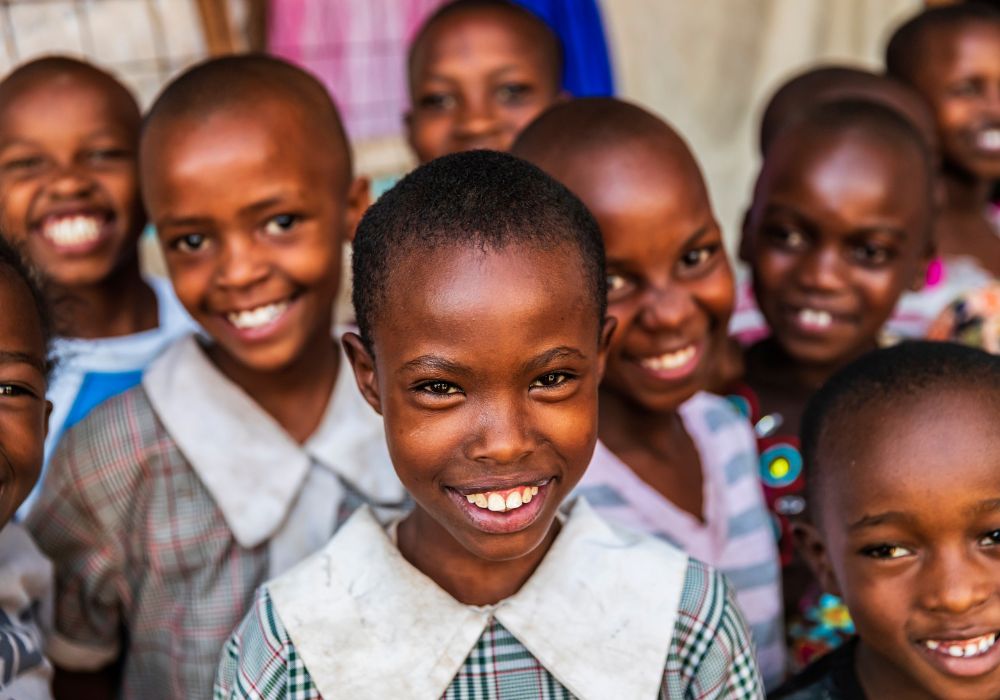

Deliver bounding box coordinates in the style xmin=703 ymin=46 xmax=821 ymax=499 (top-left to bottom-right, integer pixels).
xmin=738 ymin=207 xmax=754 ymax=263
xmin=342 ymin=331 xmax=383 ymax=415
xmin=343 ymin=177 xmax=372 ymax=244
xmin=43 ymin=399 xmax=52 ymax=438
xmin=793 ymin=521 xmax=842 ymax=597
xmin=596 ymin=316 xmax=617 ymax=381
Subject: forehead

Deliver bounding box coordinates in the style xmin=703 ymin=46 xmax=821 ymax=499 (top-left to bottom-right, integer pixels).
xmin=143 ymin=102 xmax=344 ymax=203
xmin=819 ymin=389 xmax=1000 ymax=524
xmin=921 ymin=22 xmax=1000 ymax=77
xmin=375 ymin=243 xmax=596 ymax=355
xmin=411 ymin=8 xmax=554 ymax=80
xmin=0 ymin=75 xmax=134 ymax=138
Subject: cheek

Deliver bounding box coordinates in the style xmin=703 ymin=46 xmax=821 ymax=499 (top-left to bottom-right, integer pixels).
xmin=164 ymin=258 xmax=214 ymax=311
xmin=605 ymin=299 xmax=642 ymax=356
xmin=98 ymin=169 xmax=142 ymax=215
xmin=751 ymin=250 xmax=793 ymax=297
xmin=856 ymin=269 xmax=909 ymax=319
xmin=408 ymin=115 xmax=451 ymax=157
xmin=0 ymin=183 xmax=35 ymax=237
xmin=383 ymin=401 xmax=465 ymax=484
xmin=693 ymin=269 xmax=736 ymax=324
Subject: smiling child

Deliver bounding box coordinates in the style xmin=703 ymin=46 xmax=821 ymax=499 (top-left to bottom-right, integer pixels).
xmin=738 ymin=99 xmax=935 ymax=667
xmin=0 ymin=237 xmax=54 ymax=698
xmin=215 ymin=150 xmax=764 ymax=699
xmin=772 ymin=341 xmax=1000 ymax=700
xmin=0 ymin=57 xmax=193 ymax=517
xmin=887 ymin=3 xmax=1000 ymax=279
xmin=26 ymin=56 xmax=405 ymax=700
xmin=405 ymin=0 xmax=563 ymax=162
xmin=513 ymin=97 xmax=785 ymax=688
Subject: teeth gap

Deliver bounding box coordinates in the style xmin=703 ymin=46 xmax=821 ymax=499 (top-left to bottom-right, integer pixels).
xmin=924 ymin=632 xmax=997 ymax=658
xmin=466 ymin=485 xmax=539 ymax=512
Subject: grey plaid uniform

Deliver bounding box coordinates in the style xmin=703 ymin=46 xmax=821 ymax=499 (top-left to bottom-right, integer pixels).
xmin=214 ymin=559 xmax=763 ymax=699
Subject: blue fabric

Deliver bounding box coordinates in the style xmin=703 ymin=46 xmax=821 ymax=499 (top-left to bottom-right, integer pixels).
xmin=512 ymin=0 xmax=615 ymax=97
xmin=64 ymin=370 xmax=143 ymax=432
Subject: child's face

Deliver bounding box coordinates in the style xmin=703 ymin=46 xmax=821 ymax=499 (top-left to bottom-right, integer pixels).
xmin=912 ymin=23 xmax=1000 ymax=180
xmin=805 ymin=390 xmax=1000 ymax=700
xmin=346 ymin=244 xmax=611 ymax=563
xmin=555 ymin=146 xmax=733 ymax=413
xmin=0 ymin=269 xmax=48 ymax=526
xmin=143 ymin=104 xmax=367 ymax=373
xmin=746 ymin=130 xmax=929 ymax=367
xmin=0 ymin=76 xmax=143 ymax=289
xmin=406 ymin=8 xmax=561 ymax=163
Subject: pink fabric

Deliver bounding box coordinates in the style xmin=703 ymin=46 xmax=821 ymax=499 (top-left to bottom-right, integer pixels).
xmin=268 ymin=0 xmax=446 ymax=141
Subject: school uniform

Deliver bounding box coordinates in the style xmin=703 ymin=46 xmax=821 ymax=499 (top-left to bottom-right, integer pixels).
xmin=20 ymin=276 xmax=195 ymax=519
xmin=574 ymin=392 xmax=786 ymax=688
xmin=214 ymin=499 xmax=765 ymax=700
xmin=27 ymin=334 xmax=406 ymax=700
xmin=0 ymin=524 xmax=53 ymax=699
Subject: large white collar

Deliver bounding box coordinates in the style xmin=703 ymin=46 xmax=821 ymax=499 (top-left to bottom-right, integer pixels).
xmin=268 ymin=498 xmax=689 ymax=699
xmin=142 ymin=334 xmax=404 ymax=548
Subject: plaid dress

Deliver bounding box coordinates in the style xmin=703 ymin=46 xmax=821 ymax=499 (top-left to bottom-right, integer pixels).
xmin=215 ymin=511 xmax=763 ymax=699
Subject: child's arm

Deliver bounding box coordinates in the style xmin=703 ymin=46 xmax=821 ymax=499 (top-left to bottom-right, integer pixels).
xmin=214 ymin=588 xmax=320 ymax=700
xmin=666 ymin=561 xmax=766 ymax=699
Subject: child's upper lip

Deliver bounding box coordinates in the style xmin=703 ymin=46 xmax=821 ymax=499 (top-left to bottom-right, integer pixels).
xmin=29 ymin=205 xmax=112 ymax=228
xmin=447 ymin=475 xmax=553 ymax=496
xmin=914 ymin=627 xmax=1000 ymax=642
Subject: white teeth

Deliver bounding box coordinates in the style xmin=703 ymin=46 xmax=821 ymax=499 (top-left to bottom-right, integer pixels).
xmin=640 ymin=345 xmax=696 ymax=372
xmin=978 ymin=129 xmax=1000 ymax=151
xmin=924 ymin=633 xmax=997 ymax=658
xmin=226 ymin=301 xmax=289 ymax=330
xmin=42 ymin=215 xmax=101 ymax=247
xmin=798 ymin=308 xmax=833 ymax=329
xmin=466 ymin=485 xmax=538 ymax=513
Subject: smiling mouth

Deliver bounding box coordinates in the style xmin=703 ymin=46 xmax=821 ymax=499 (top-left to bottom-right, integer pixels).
xmin=37 ymin=213 xmax=111 ymax=248
xmin=465 ymin=485 xmax=540 ymax=513
xmin=975 ymin=128 xmax=1000 ymax=153
xmin=225 ymin=300 xmax=290 ymax=330
xmin=639 ymin=345 xmax=697 ymax=372
xmin=923 ymin=632 xmax=998 ymax=659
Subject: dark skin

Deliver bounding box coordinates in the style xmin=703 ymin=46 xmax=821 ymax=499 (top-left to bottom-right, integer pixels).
xmin=521 ymin=126 xmax=733 ymax=521
xmin=345 ymin=245 xmax=612 ymax=605
xmin=0 ymin=62 xmax=156 ymax=339
xmin=142 ymin=98 xmax=368 ymax=441
xmin=908 ymin=23 xmax=1000 ymax=276
xmin=406 ymin=6 xmax=562 ymax=163
xmin=743 ymin=124 xmax=933 ymax=437
xmin=796 ymin=388 xmax=1000 ymax=700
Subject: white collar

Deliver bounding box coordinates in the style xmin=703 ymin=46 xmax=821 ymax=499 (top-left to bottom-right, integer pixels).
xmin=268 ymin=498 xmax=689 ymax=699
xmin=142 ymin=334 xmax=404 ymax=548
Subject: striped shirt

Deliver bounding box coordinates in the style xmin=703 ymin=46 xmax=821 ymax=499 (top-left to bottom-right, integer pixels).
xmin=214 ymin=504 xmax=764 ymax=700
xmin=574 ymin=392 xmax=785 ymax=688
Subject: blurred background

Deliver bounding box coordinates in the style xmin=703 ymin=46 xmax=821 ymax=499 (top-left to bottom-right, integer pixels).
xmin=0 ymin=0 xmax=932 ymax=249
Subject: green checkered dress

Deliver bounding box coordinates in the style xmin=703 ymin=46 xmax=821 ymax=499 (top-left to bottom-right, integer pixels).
xmin=214 ymin=559 xmax=763 ymax=699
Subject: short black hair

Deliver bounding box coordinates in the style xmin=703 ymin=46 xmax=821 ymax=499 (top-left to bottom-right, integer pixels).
xmin=887 ymin=3 xmax=1000 ymax=84
xmin=801 ymin=341 xmax=1000 ymax=521
xmin=0 ymin=236 xmax=53 ymax=376
xmin=352 ymin=149 xmax=606 ymax=354
xmin=408 ymin=0 xmax=563 ymax=89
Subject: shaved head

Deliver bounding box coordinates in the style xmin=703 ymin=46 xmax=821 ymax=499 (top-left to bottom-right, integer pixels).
xmin=759 ymin=64 xmax=938 ymax=156
xmin=512 ymin=97 xmax=707 ymax=203
xmin=0 ymin=55 xmax=139 ymax=134
xmin=142 ymin=54 xmax=352 ymax=184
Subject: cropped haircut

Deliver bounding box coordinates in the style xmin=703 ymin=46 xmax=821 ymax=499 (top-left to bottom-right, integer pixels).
xmin=887 ymin=3 xmax=1000 ymax=84
xmin=801 ymin=341 xmax=1000 ymax=521
xmin=352 ymin=149 xmax=606 ymax=354
xmin=0 ymin=236 xmax=53 ymax=376
xmin=408 ymin=0 xmax=563 ymax=87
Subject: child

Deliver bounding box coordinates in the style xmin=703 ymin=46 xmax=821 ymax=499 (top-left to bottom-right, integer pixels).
xmin=734 ymin=64 xmax=956 ymax=343
xmin=0 ymin=237 xmax=55 ymax=698
xmin=215 ymin=150 xmax=764 ymax=699
xmin=738 ymin=99 xmax=935 ymax=667
xmin=26 ymin=56 xmax=405 ymax=700
xmin=512 ymin=97 xmax=786 ymax=688
xmin=0 ymin=57 xmax=193 ymax=517
xmin=772 ymin=341 xmax=1000 ymax=699
xmin=405 ymin=0 xmax=564 ymax=163
xmin=887 ymin=4 xmax=1000 ymax=279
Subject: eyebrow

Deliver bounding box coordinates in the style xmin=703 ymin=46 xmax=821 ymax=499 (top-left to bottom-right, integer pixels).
xmin=0 ymin=350 xmax=45 ymax=372
xmin=521 ymin=346 xmax=586 ymax=374
xmin=848 ymin=511 xmax=914 ymax=531
xmin=975 ymin=499 xmax=1000 ymax=515
xmin=400 ymin=355 xmax=472 ymax=376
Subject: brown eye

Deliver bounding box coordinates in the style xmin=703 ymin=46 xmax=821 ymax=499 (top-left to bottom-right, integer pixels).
xmin=530 ymin=372 xmax=569 ymax=388
xmin=420 ymin=381 xmax=461 ymax=395
xmin=418 ymin=93 xmax=456 ymax=111
xmin=172 ymin=233 xmax=208 ymax=253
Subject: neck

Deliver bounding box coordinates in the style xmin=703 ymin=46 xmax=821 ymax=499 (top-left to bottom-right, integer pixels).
xmin=53 ymin=260 xmax=157 ymax=339
xmin=751 ymin=338 xmax=870 ymax=393
xmin=855 ymin=638 xmax=935 ymax=700
xmin=397 ymin=506 xmax=558 ymax=606
xmin=598 ymin=387 xmax=684 ymax=456
xmin=207 ymin=325 xmax=339 ymax=443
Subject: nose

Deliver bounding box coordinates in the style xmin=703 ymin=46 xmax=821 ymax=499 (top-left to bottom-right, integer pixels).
xmin=466 ymin=394 xmax=534 ymax=466
xmin=453 ymin=95 xmax=501 ymax=142
xmin=919 ymin=548 xmax=994 ymax=617
xmin=796 ymin=245 xmax=846 ymax=294
xmin=47 ymin=163 xmax=95 ymax=200
xmin=637 ymin=284 xmax=697 ymax=333
xmin=215 ymin=234 xmax=268 ymax=289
